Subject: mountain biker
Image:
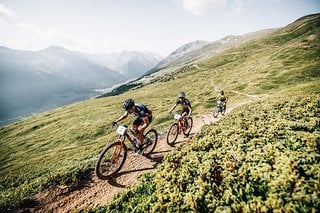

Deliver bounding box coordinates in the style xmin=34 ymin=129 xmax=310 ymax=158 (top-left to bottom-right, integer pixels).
xmin=216 ymin=90 xmax=228 ymax=114
xmin=113 ymin=99 xmax=152 ymax=155
xmin=169 ymin=92 xmax=192 ymax=126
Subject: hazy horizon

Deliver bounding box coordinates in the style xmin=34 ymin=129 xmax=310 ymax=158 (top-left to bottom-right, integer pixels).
xmin=0 ymin=0 xmax=319 ymax=56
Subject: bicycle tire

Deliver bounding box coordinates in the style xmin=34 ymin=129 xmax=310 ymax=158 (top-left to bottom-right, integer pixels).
xmin=166 ymin=123 xmax=179 ymax=146
xmin=183 ymin=117 xmax=193 ymax=136
xmin=142 ymin=129 xmax=158 ymax=156
xmin=95 ymin=141 xmax=127 ymax=180
xmin=222 ymin=106 xmax=226 ymax=115
xmin=213 ymin=108 xmax=219 ymax=118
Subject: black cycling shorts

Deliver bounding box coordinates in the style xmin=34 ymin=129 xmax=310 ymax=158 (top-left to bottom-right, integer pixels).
xmin=132 ymin=116 xmax=153 ymax=129
xmin=181 ymin=108 xmax=190 ymax=116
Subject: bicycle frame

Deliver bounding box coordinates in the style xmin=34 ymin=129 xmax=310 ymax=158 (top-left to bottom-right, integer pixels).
xmin=95 ymin=124 xmax=158 ymax=179
xmin=173 ymin=114 xmax=187 ymax=133
xmin=115 ymin=125 xmax=139 ymax=149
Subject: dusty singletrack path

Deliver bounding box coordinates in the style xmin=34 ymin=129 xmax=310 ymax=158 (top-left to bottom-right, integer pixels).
xmin=32 ymin=95 xmax=267 ymax=212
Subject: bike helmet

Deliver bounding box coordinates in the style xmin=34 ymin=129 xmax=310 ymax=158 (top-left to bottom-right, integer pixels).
xmin=178 ymin=92 xmax=185 ymax=98
xmin=220 ymin=90 xmax=224 ymax=95
xmin=123 ymin=99 xmax=135 ymax=111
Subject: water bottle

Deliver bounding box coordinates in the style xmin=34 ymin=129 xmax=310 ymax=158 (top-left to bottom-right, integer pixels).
xmin=182 ymin=118 xmax=187 ymax=127
xmin=133 ymin=138 xmax=139 ymax=147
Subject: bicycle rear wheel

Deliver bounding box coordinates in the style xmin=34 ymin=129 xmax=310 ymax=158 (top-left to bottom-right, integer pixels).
xmin=183 ymin=117 xmax=193 ymax=136
xmin=95 ymin=141 xmax=127 ymax=180
xmin=222 ymin=106 xmax=226 ymax=115
xmin=142 ymin=129 xmax=158 ymax=156
xmin=166 ymin=123 xmax=179 ymax=146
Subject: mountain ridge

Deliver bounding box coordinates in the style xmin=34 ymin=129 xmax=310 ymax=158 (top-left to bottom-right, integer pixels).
xmin=102 ymin=28 xmax=278 ymax=97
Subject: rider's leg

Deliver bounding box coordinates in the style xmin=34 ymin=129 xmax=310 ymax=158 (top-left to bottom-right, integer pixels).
xmin=132 ymin=119 xmax=143 ymax=146
xmin=222 ymin=101 xmax=226 ymax=115
xmin=136 ymin=116 xmax=152 ymax=145
xmin=181 ymin=109 xmax=190 ymax=127
xmin=137 ymin=127 xmax=144 ymax=145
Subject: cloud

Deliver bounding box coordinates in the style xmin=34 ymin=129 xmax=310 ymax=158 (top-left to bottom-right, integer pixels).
xmin=0 ymin=4 xmax=95 ymax=53
xmin=230 ymin=0 xmax=243 ymax=14
xmin=0 ymin=3 xmax=16 ymax=25
xmin=0 ymin=4 xmax=15 ymax=18
xmin=0 ymin=4 xmax=161 ymax=54
xmin=175 ymin=0 xmax=227 ymax=16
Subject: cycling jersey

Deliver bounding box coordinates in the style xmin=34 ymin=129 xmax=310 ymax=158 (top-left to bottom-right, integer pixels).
xmin=176 ymin=98 xmax=192 ymax=109
xmin=125 ymin=103 xmax=152 ymax=118
xmin=216 ymin=94 xmax=228 ymax=101
xmin=130 ymin=104 xmax=152 ymax=128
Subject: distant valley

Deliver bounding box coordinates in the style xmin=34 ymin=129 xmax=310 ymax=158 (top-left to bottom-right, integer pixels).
xmin=0 ymin=46 xmax=162 ymax=125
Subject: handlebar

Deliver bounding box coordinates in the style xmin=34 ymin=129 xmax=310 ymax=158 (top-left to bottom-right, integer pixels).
xmin=112 ymin=123 xmax=134 ymax=136
xmin=170 ymin=113 xmax=190 ymax=120
xmin=112 ymin=122 xmax=118 ymax=129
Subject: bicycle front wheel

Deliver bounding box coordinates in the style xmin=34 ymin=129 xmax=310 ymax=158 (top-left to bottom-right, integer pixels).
xmin=95 ymin=141 xmax=127 ymax=180
xmin=213 ymin=108 xmax=219 ymax=118
xmin=142 ymin=129 xmax=158 ymax=156
xmin=183 ymin=117 xmax=193 ymax=136
xmin=166 ymin=123 xmax=179 ymax=146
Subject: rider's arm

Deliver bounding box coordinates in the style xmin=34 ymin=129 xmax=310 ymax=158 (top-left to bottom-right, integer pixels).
xmin=187 ymin=105 xmax=192 ymax=117
xmin=115 ymin=112 xmax=128 ymax=123
xmin=169 ymin=104 xmax=177 ymax=113
xmin=216 ymin=94 xmax=220 ymax=100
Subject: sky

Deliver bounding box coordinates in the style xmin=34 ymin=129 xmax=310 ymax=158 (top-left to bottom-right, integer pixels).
xmin=0 ymin=0 xmax=319 ymax=56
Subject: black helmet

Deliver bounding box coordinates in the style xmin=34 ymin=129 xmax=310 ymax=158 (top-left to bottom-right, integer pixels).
xmin=123 ymin=99 xmax=135 ymax=111
xmin=220 ymin=90 xmax=224 ymax=95
xmin=178 ymin=92 xmax=185 ymax=98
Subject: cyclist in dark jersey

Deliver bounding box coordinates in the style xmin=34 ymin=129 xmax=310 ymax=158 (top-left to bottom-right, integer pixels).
xmin=169 ymin=92 xmax=192 ymax=118
xmin=113 ymin=99 xmax=152 ymax=154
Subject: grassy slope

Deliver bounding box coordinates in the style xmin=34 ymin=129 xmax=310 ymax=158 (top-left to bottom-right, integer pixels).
xmin=94 ymin=13 xmax=320 ymax=212
xmin=0 ymin=13 xmax=319 ymax=209
xmin=100 ymin=81 xmax=320 ymax=212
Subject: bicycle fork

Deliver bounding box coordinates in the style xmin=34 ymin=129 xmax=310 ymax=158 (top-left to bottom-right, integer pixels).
xmin=111 ymin=140 xmax=125 ymax=163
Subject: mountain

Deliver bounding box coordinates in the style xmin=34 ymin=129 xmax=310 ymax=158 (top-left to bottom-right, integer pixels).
xmin=156 ymin=40 xmax=210 ymax=68
xmin=0 ymin=46 xmax=162 ymax=126
xmin=102 ymin=29 xmax=277 ymax=96
xmin=0 ymin=46 xmax=125 ymax=125
xmin=145 ymin=29 xmax=276 ymax=76
xmin=37 ymin=46 xmax=125 ymax=88
xmin=85 ymin=50 xmax=163 ymax=79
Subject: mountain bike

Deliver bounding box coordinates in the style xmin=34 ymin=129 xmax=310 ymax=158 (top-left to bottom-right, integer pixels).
xmin=95 ymin=124 xmax=158 ymax=180
xmin=213 ymin=100 xmax=226 ymax=118
xmin=166 ymin=113 xmax=193 ymax=146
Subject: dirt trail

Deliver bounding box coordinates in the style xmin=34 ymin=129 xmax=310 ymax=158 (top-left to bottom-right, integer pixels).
xmin=32 ymin=96 xmax=267 ymax=212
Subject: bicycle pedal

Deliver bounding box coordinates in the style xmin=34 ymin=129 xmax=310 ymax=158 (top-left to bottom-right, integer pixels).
xmin=134 ymin=147 xmax=144 ymax=156
xmin=143 ymin=139 xmax=151 ymax=146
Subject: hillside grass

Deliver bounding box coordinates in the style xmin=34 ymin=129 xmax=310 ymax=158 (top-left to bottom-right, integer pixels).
xmin=0 ymin=13 xmax=320 ymax=210
xmin=95 ymin=81 xmax=320 ymax=212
